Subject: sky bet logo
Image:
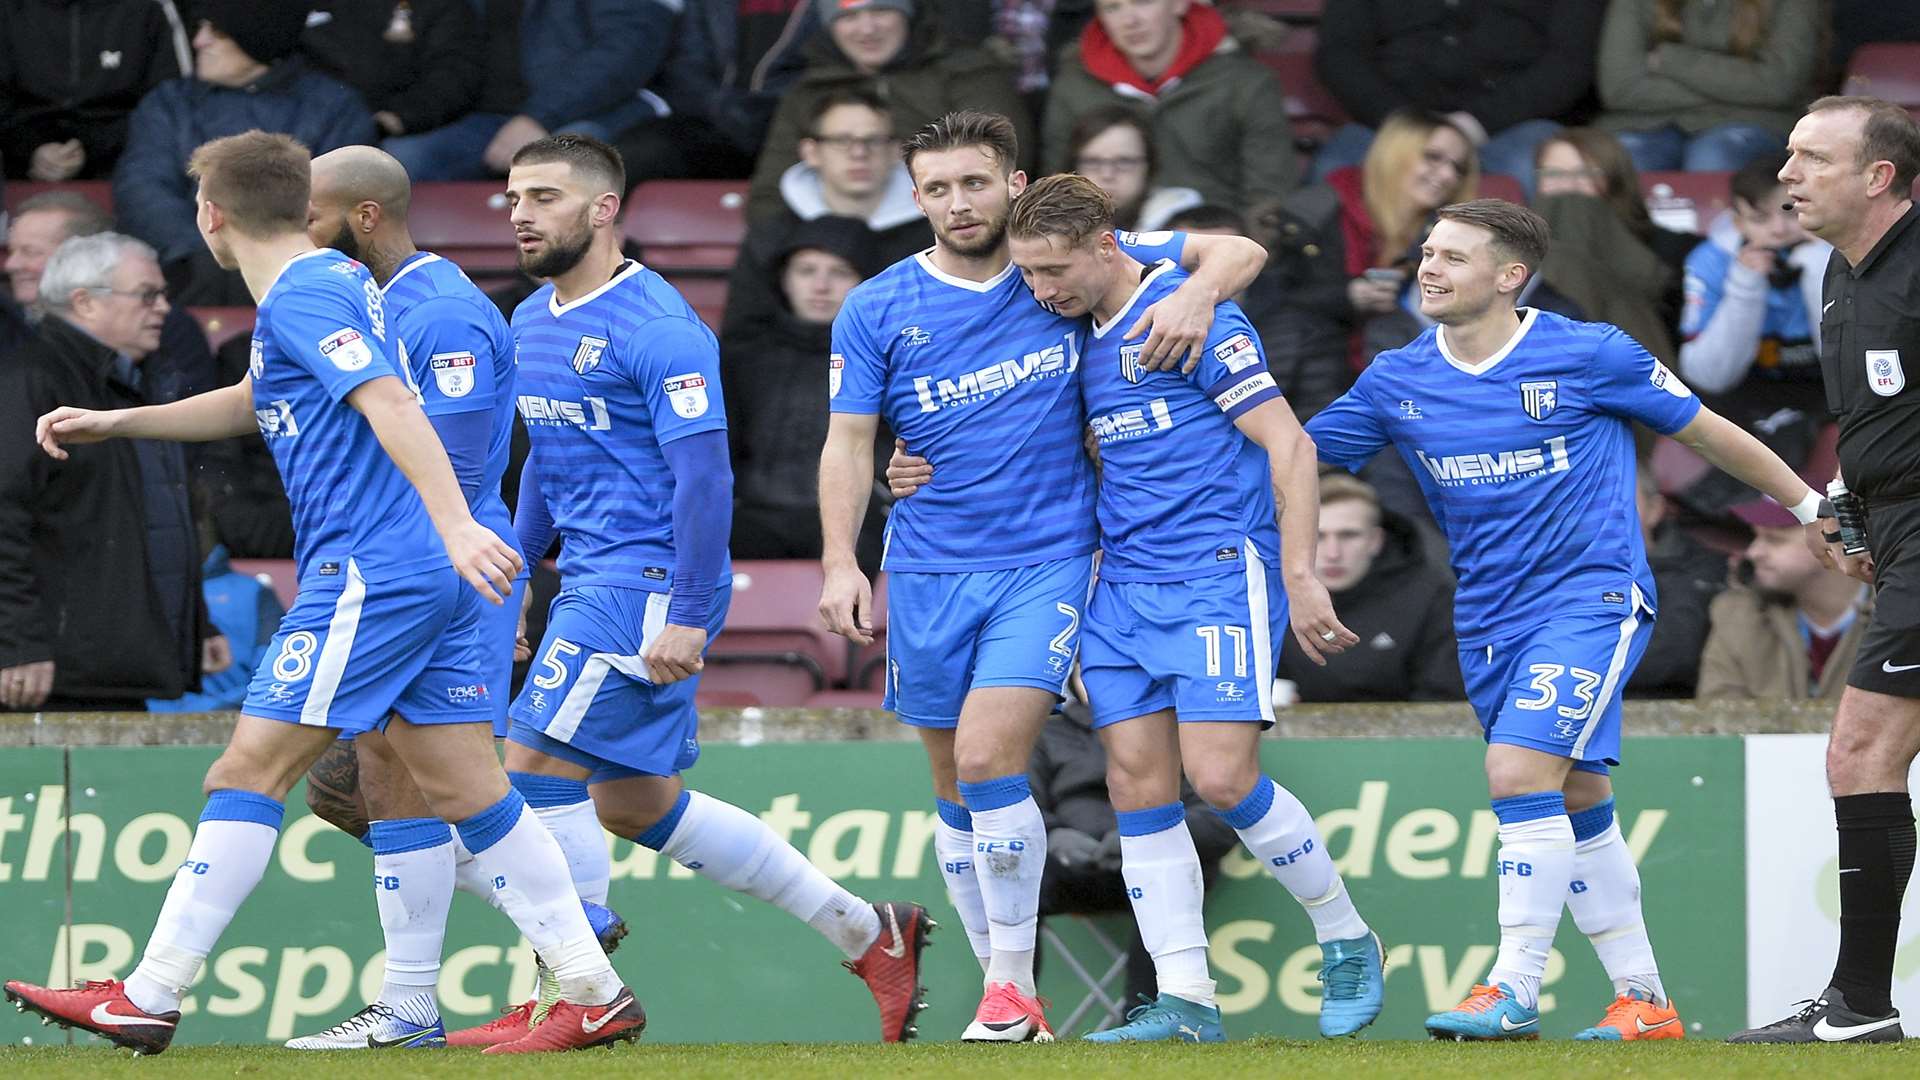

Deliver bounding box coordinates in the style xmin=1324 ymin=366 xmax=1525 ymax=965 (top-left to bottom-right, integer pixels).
xmin=1416 ymin=435 xmax=1570 ymax=486
xmin=913 ymin=332 xmax=1078 ymax=412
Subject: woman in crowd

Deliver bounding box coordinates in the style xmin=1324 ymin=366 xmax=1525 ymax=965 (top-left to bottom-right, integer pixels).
xmin=1066 ymin=106 xmax=1202 ymax=232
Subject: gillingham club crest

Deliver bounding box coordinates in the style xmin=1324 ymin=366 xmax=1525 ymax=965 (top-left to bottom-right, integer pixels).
xmin=1520 ymin=380 xmax=1558 ymax=421
xmin=571 ymin=335 xmax=609 ymax=375
xmin=1119 ymin=342 xmax=1146 ymax=384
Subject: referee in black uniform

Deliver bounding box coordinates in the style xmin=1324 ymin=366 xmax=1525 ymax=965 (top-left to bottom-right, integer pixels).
xmin=1732 ymin=96 xmax=1920 ymax=1044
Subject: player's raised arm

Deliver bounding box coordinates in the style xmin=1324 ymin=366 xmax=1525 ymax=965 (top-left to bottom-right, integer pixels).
xmin=347 ymin=375 xmax=523 ymax=603
xmin=35 ymin=378 xmax=256 ymax=460
xmin=1130 ymin=231 xmax=1269 ymax=372
xmin=819 ymin=411 xmax=880 ymax=645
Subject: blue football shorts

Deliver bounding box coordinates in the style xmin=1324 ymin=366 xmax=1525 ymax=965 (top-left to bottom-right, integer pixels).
xmin=883 ymin=554 xmax=1094 ymax=728
xmin=1460 ymin=586 xmax=1656 ymax=771
xmin=244 ymin=562 xmax=494 ymax=734
xmin=478 ymin=568 xmax=530 ymax=737
xmin=1081 ymin=556 xmax=1288 ymax=728
xmin=507 ymin=580 xmax=732 ymax=781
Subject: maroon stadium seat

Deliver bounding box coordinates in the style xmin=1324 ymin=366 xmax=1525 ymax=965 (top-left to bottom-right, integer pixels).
xmin=1258 ymin=42 xmax=1349 ymax=148
xmin=700 ymin=560 xmax=847 ymax=706
xmin=804 ymin=688 xmax=886 ymax=710
xmin=695 ymin=689 xmax=765 ymax=708
xmin=1844 ymin=43 xmax=1920 ymax=113
xmin=1243 ymin=0 xmax=1326 ymax=21
xmin=3 ymin=181 xmax=113 ymax=217
xmin=668 ymin=275 xmax=729 ymax=329
xmin=408 ymin=182 xmax=518 ymax=278
xmin=187 ymin=306 xmax=256 ymax=352
xmin=1640 ymin=171 xmax=1733 ymax=235
xmin=1476 ymin=174 xmax=1526 ymax=205
xmin=624 ymin=181 xmax=748 ymax=273
xmin=229 ymin=558 xmax=298 ymax=610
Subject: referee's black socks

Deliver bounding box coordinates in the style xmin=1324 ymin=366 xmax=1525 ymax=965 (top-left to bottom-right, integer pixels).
xmin=1829 ymin=791 xmax=1917 ymax=1017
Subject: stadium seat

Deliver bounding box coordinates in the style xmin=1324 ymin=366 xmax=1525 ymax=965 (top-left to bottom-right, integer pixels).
xmin=1476 ymin=174 xmax=1526 ymax=205
xmin=701 ymin=561 xmax=846 ymax=707
xmin=408 ymin=182 xmax=519 ymax=278
xmin=695 ymin=688 xmax=765 ymax=708
xmin=802 ymin=688 xmax=886 ymax=710
xmin=1640 ymin=171 xmax=1733 ymax=235
xmin=669 ymin=275 xmax=729 ymax=329
xmin=187 ymin=306 xmax=256 ymax=352
xmin=1257 ymin=41 xmax=1349 ymax=149
xmin=229 ymin=558 xmax=298 ymax=610
xmin=1844 ymin=43 xmax=1920 ymax=113
xmin=1242 ymin=0 xmax=1325 ymax=20
xmin=624 ymin=181 xmax=748 ymax=273
xmin=3 ymin=180 xmax=112 ymax=217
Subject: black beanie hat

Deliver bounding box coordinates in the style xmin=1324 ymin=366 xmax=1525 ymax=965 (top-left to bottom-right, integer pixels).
xmin=198 ymin=1 xmax=308 ymax=65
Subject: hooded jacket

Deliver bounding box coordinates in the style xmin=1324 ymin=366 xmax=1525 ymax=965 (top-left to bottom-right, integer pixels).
xmin=0 ymin=315 xmax=206 ymax=702
xmin=0 ymin=0 xmax=190 ymax=179
xmin=745 ymin=9 xmax=1032 ymax=223
xmin=1042 ymin=4 xmax=1293 ymax=213
xmin=113 ymin=57 xmax=374 ymax=263
xmin=1277 ymin=509 xmax=1463 ymax=703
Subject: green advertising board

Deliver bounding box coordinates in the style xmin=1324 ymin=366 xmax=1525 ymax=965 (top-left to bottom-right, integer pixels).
xmin=0 ymin=737 xmax=1743 ymax=1045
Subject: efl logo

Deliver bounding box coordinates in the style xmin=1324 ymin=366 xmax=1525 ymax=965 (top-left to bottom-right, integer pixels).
xmin=1212 ymin=331 xmax=1259 ymax=373
xmin=318 ymin=327 xmax=372 ymax=372
xmin=663 ymin=373 xmax=711 ymax=418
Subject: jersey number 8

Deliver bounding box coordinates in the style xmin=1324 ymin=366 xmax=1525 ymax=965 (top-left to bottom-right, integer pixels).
xmin=272 ymin=631 xmax=321 ymax=682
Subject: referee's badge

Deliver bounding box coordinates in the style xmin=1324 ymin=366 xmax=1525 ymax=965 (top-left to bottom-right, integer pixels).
xmin=1119 ymin=343 xmax=1145 ymax=384
xmin=1867 ymin=349 xmax=1905 ymax=396
xmin=1520 ymin=380 xmax=1558 ymax=421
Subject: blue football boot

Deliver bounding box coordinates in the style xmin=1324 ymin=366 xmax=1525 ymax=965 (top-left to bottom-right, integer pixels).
xmin=1083 ymin=993 xmax=1226 ymax=1043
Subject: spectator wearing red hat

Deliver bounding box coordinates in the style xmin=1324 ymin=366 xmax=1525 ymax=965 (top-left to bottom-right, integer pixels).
xmin=1697 ymin=494 xmax=1872 ymax=700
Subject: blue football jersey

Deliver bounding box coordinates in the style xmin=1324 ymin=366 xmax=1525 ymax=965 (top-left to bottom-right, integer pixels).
xmin=249 ymin=248 xmax=446 ymax=585
xmin=1083 ymin=261 xmax=1284 ymax=582
xmin=1305 ymin=308 xmax=1702 ymax=647
xmin=382 ymin=251 xmax=519 ymax=549
xmin=511 ymin=260 xmax=731 ymax=591
xmin=831 ymin=232 xmax=1186 ymax=573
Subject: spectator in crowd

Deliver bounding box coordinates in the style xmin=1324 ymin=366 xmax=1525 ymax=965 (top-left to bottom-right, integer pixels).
xmin=381 ymin=0 xmax=680 ymax=182
xmin=1042 ymin=0 xmax=1292 ymax=217
xmin=723 ymin=90 xmax=931 ymax=346
xmin=1596 ymin=0 xmax=1823 ymax=173
xmin=988 ymin=0 xmax=1095 ymax=113
xmin=1677 ymin=152 xmax=1831 ymax=428
xmin=1163 ymin=203 xmax=1245 ymax=237
xmin=1697 ymin=496 xmax=1871 ymax=700
xmin=1030 ymin=689 xmax=1239 ymax=1006
xmin=1243 ymin=110 xmax=1479 ymax=421
xmin=746 ymin=0 xmax=1032 ymax=222
xmin=3 ymin=191 xmax=218 ymax=407
xmin=1313 ymin=0 xmax=1606 ymax=189
xmin=114 ymin=5 xmax=373 ymax=304
xmin=148 ymin=514 xmax=284 ymax=713
xmin=1064 ymin=106 xmax=1202 ymax=232
xmin=638 ymin=0 xmax=818 ymax=183
xmin=1277 ymin=473 xmax=1461 ymax=703
xmin=1629 ymin=461 xmax=1726 ymax=696
xmin=0 ymin=0 xmax=191 ymax=181
xmin=721 ymin=215 xmax=890 ymax=573
xmin=1533 ymin=128 xmax=1699 ymax=335
xmin=0 ymin=233 xmax=227 ymax=710
xmin=1831 ymin=0 xmax=1920 ymax=79
xmin=301 ymin=0 xmax=482 ymax=144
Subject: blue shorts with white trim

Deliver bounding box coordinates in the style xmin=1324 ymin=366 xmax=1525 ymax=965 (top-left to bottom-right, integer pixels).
xmin=244 ymin=563 xmax=494 ymax=734
xmin=883 ymin=554 xmax=1094 ymax=728
xmin=1460 ymin=588 xmax=1656 ymax=770
xmin=506 ymin=581 xmax=732 ymax=778
xmin=478 ymin=569 xmax=529 ymax=737
xmin=1080 ymin=555 xmax=1286 ymax=729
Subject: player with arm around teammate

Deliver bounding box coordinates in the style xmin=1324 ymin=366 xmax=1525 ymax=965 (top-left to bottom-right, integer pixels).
xmin=1304 ymin=199 xmax=1823 ymax=1042
xmin=4 ymin=131 xmax=636 ymax=1055
xmin=816 ymin=111 xmax=1269 ymax=1041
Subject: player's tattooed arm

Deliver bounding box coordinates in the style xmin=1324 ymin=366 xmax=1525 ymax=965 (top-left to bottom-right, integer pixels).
xmin=304 ymin=739 xmax=369 ymax=840
xmin=1131 ymin=233 xmax=1269 ymax=373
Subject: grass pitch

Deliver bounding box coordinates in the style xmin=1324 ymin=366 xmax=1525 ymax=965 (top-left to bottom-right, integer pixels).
xmin=2 ymin=1038 xmax=1916 ymax=1079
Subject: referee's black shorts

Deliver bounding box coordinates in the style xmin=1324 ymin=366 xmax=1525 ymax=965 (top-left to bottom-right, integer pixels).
xmin=1849 ymin=494 xmax=1920 ymax=697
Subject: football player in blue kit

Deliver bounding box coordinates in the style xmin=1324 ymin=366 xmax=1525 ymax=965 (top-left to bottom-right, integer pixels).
xmin=817 ymin=111 xmax=1268 ymax=1041
xmin=6 ymin=131 xmax=637 ymax=1056
xmin=1304 ymin=200 xmax=1822 ymax=1041
xmin=283 ymin=146 xmax=624 ymax=1051
xmin=473 ymin=134 xmax=934 ymax=1048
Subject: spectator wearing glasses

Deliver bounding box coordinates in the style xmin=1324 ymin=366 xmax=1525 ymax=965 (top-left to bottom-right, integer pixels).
xmin=1066 ymin=106 xmax=1202 ymax=232
xmin=746 ymin=0 xmax=1031 ymax=223
xmin=0 ymin=233 xmax=227 ymax=711
xmin=723 ymin=90 xmax=931 ymax=349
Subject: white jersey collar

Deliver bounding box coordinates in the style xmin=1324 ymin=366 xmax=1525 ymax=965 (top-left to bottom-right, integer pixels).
xmin=912 ymin=248 xmax=1015 ymax=293
xmin=1436 ymin=306 xmax=1539 ymax=377
xmin=550 ymin=259 xmax=645 ymax=317
xmin=1092 ymin=258 xmax=1178 ymax=339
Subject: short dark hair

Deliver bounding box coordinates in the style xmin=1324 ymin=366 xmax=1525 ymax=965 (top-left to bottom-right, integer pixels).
xmin=511 ymin=133 xmax=627 ymax=196
xmin=1807 ymin=95 xmax=1920 ymax=192
xmin=1435 ymin=198 xmax=1551 ymax=277
xmin=12 ymin=191 xmax=113 ymax=238
xmin=186 ymin=130 xmax=312 ymax=236
xmin=1163 ymin=204 xmax=1246 ymax=234
xmin=1007 ymin=173 xmax=1113 ymax=248
xmin=808 ymin=88 xmax=892 ymax=134
xmin=1730 ymin=150 xmax=1790 ymax=210
xmin=902 ymin=110 xmax=1019 ymax=182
